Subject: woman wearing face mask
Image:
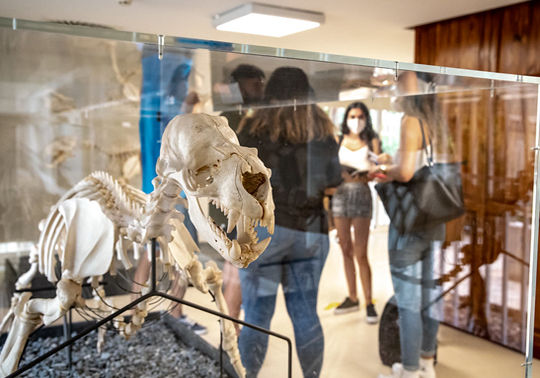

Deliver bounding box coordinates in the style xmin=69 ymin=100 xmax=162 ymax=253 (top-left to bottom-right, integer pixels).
xmin=332 ymin=102 xmax=380 ymax=323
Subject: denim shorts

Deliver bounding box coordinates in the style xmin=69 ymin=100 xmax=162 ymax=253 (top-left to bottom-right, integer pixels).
xmin=331 ymin=182 xmax=372 ymax=219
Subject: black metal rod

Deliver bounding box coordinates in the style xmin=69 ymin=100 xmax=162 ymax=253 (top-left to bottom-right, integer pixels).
xmin=15 ymin=282 xmax=107 ymax=294
xmin=6 ymin=238 xmax=293 ymax=378
xmin=424 ymin=271 xmax=473 ymax=311
xmin=157 ymin=292 xmax=293 ymax=378
xmin=6 ymin=293 xmax=152 ymax=378
xmin=219 ymin=320 xmax=223 ymax=377
xmin=151 ymin=239 xmax=157 ymax=292
xmin=68 ymin=309 xmax=72 ymax=369
xmin=62 ymin=310 xmax=72 ymax=370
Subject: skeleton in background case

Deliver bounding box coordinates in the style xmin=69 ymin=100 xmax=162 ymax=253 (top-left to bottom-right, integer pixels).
xmin=0 ymin=113 xmax=275 ymax=378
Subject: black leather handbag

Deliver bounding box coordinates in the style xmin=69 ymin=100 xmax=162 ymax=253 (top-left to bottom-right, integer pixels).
xmin=375 ymin=122 xmax=464 ymax=234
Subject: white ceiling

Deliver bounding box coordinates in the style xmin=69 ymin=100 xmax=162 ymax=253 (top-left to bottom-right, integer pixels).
xmin=0 ymin=0 xmax=526 ymax=63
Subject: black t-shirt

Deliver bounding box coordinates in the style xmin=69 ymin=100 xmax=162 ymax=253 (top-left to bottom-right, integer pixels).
xmin=238 ymin=125 xmax=343 ymax=234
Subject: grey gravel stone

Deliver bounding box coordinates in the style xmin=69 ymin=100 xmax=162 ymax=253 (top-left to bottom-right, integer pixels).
xmin=11 ymin=319 xmax=229 ymax=378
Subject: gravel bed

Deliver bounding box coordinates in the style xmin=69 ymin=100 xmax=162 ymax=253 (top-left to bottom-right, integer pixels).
xmin=12 ymin=319 xmax=227 ymax=378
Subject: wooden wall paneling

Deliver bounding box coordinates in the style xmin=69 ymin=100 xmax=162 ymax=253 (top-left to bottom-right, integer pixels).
xmin=498 ymin=3 xmax=533 ymax=75
xmin=414 ymin=23 xmax=438 ymax=66
xmin=415 ymin=0 xmax=540 ymax=352
xmin=455 ymin=15 xmax=484 ymax=71
xmin=479 ymin=8 xmax=502 ymax=73
xmin=526 ymin=4 xmax=540 ymax=76
xmin=493 ymin=93 xmax=507 ymax=202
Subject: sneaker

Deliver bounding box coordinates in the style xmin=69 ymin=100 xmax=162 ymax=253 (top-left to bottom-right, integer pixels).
xmin=378 ymin=363 xmax=420 ymax=378
xmin=334 ymin=297 xmax=360 ymax=315
xmin=366 ymin=303 xmax=378 ymax=324
xmin=419 ymin=359 xmax=436 ymax=378
xmin=178 ymin=315 xmax=208 ymax=335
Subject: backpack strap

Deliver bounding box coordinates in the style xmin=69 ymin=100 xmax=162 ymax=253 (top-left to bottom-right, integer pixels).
xmin=419 ymin=120 xmax=434 ymax=165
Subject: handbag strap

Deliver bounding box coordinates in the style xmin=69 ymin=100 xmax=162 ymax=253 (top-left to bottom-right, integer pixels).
xmin=419 ymin=119 xmax=434 ymax=166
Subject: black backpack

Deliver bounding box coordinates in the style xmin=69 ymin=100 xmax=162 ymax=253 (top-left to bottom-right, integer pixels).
xmin=379 ymin=296 xmax=401 ymax=367
xmin=379 ymin=295 xmax=438 ymax=367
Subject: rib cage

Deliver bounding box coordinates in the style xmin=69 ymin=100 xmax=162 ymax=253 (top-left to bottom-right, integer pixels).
xmin=37 ymin=172 xmax=147 ymax=281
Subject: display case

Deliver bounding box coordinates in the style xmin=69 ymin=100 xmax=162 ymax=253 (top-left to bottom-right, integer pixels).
xmin=0 ymin=17 xmax=540 ymax=378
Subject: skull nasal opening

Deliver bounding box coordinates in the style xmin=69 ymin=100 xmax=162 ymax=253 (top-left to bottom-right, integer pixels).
xmin=242 ymin=172 xmax=266 ymax=197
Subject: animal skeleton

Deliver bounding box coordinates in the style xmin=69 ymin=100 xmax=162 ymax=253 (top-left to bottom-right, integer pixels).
xmin=0 ymin=113 xmax=275 ymax=377
xmin=42 ymin=135 xmax=78 ymax=168
xmin=82 ymin=141 xmax=142 ymax=182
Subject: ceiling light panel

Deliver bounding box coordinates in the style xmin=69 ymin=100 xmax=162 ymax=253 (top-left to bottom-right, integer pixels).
xmin=213 ymin=3 xmax=324 ymax=37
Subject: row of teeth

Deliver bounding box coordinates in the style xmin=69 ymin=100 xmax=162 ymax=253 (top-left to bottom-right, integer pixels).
xmin=207 ymin=198 xmax=273 ymax=261
xmin=210 ymin=198 xmax=265 ymax=235
xmin=207 ymin=216 xmax=231 ymax=245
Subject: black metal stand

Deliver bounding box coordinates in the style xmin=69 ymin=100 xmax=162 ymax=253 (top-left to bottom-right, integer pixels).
xmin=6 ymin=239 xmax=293 ymax=378
xmin=62 ymin=309 xmax=72 ymax=371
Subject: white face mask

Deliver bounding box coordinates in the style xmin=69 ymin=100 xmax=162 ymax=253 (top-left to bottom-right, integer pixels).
xmin=347 ymin=118 xmax=366 ymax=134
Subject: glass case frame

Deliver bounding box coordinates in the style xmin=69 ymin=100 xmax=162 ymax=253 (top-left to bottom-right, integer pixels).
xmin=0 ymin=16 xmax=540 ymax=378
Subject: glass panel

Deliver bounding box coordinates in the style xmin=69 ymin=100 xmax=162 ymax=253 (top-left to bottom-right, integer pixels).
xmin=0 ymin=19 xmax=539 ymax=378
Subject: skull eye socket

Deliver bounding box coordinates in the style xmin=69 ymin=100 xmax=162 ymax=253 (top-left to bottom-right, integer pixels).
xmin=193 ymin=165 xmax=216 ymax=187
xmin=242 ymin=172 xmax=266 ymax=197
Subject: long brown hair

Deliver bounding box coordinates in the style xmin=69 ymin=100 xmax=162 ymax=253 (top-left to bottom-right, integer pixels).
xmin=238 ymin=67 xmax=335 ymax=144
xmin=399 ymin=72 xmax=453 ymax=155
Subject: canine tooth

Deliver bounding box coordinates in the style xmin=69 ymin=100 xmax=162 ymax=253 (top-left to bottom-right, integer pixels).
xmin=252 ymin=237 xmax=271 ymax=253
xmin=231 ymin=239 xmax=241 ymax=260
xmin=227 ymin=209 xmax=240 ymax=233
xmin=268 ymin=218 xmax=275 ymax=234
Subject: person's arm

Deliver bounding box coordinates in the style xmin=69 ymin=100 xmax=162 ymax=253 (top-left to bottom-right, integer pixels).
xmin=326 ymin=138 xmax=345 ymax=187
xmin=372 ymin=138 xmax=381 ymax=155
xmin=180 ymin=92 xmax=200 ymax=114
xmin=370 ymin=116 xmax=422 ymax=183
xmin=324 ymin=187 xmax=337 ymax=196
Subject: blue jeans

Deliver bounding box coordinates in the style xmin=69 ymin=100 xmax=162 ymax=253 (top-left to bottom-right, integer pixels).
xmin=239 ymin=225 xmax=329 ymax=378
xmin=388 ymin=224 xmax=445 ymax=372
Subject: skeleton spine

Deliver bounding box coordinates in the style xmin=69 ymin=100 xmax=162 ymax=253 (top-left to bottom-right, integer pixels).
xmin=82 ymin=172 xmax=145 ymax=227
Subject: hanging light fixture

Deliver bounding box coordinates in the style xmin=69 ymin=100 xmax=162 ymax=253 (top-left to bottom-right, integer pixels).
xmin=212 ymin=3 xmax=324 ymax=37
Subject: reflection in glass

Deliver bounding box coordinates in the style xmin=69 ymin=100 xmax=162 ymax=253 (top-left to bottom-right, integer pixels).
xmin=0 ymin=18 xmax=539 ymax=378
xmin=237 ymin=67 xmax=342 ymax=377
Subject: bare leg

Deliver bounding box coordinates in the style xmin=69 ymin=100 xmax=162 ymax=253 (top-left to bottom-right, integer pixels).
xmin=335 ymin=217 xmax=357 ymax=302
xmin=132 ymin=251 xmax=150 ymax=295
xmin=352 ymin=217 xmax=372 ymax=304
xmin=223 ymin=261 xmax=242 ymax=335
xmin=132 ymin=250 xmax=185 ymax=319
xmin=170 ymin=275 xmax=187 ymax=319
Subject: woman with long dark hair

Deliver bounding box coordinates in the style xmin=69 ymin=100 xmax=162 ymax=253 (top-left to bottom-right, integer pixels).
xmin=236 ymin=66 xmax=342 ymax=378
xmin=374 ymin=71 xmax=450 ymax=378
xmin=332 ymin=102 xmax=380 ymax=324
